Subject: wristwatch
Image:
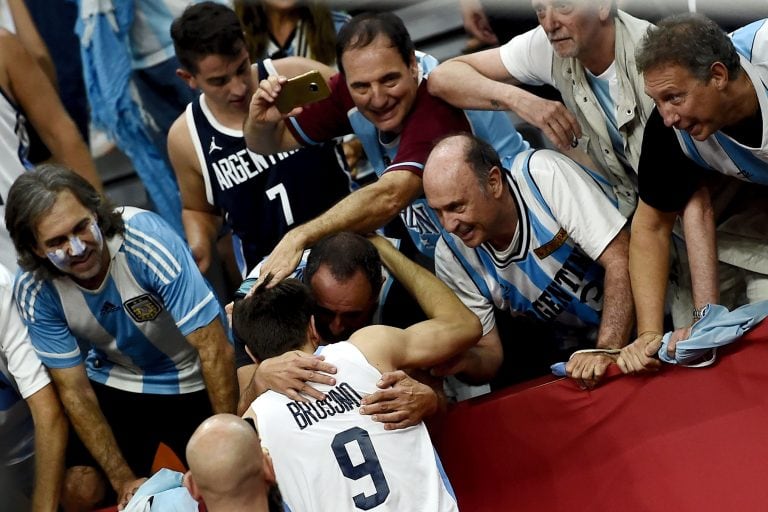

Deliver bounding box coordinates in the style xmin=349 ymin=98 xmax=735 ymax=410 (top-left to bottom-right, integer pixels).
xmin=692 ymin=305 xmax=707 ymax=323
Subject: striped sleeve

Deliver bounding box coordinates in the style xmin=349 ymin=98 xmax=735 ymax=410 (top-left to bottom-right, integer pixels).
xmin=123 ymin=211 xmax=220 ymax=336
xmin=13 ymin=273 xmax=83 ymax=369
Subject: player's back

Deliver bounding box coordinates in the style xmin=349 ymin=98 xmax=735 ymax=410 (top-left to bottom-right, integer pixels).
xmin=250 ymin=342 xmax=458 ymax=512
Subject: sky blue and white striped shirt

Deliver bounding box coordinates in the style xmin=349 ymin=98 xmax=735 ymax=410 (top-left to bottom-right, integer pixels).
xmin=14 ymin=208 xmax=221 ymax=395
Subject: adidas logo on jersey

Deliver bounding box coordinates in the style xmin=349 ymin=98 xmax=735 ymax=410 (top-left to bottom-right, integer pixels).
xmin=100 ymin=301 xmax=121 ymax=315
xmin=209 ymin=136 xmax=223 ymax=154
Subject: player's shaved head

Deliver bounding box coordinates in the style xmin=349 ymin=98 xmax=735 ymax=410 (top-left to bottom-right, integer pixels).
xmin=186 ymin=414 xmax=266 ymax=508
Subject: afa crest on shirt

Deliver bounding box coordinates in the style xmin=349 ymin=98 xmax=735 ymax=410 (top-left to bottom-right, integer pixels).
xmin=124 ymin=294 xmax=163 ymax=323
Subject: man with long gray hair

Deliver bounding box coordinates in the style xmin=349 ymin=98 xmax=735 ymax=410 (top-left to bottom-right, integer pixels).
xmin=5 ymin=164 xmax=236 ymax=510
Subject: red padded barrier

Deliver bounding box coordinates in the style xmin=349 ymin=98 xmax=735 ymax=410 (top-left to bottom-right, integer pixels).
xmin=430 ymin=320 xmax=768 ymax=512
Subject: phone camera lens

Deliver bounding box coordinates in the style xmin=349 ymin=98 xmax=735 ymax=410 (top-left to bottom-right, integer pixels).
xmin=309 ymin=82 xmax=319 ymax=92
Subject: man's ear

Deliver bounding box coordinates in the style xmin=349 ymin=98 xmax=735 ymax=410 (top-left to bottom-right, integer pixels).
xmin=597 ymin=1 xmax=612 ymax=22
xmin=262 ymin=447 xmax=277 ymax=486
xmin=409 ymin=52 xmax=418 ymax=80
xmin=176 ymin=68 xmax=197 ymax=89
xmin=308 ymin=315 xmax=321 ymax=349
xmin=709 ymin=61 xmax=730 ymax=90
xmin=245 ymin=345 xmax=261 ymax=365
xmin=184 ymin=471 xmax=203 ymax=502
xmin=487 ymin=165 xmax=504 ymax=198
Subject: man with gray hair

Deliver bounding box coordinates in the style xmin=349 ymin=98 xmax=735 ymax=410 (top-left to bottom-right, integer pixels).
xmin=5 ymin=164 xmax=237 ymax=509
xmin=428 ymin=0 xmax=653 ymax=217
xmin=618 ymin=15 xmax=768 ymax=373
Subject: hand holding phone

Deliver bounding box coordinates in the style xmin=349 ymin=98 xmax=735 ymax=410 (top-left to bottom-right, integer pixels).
xmin=275 ymin=70 xmax=331 ymax=114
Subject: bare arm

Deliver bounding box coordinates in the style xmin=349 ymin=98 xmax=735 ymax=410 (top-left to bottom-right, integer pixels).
xmin=271 ymin=56 xmax=335 ymax=83
xmin=429 ymin=326 xmax=503 ymax=384
xmin=681 ymin=186 xmax=719 ymax=309
xmin=168 ymin=116 xmax=221 ymax=273
xmin=49 ymin=365 xmax=141 ymax=503
xmin=617 ymin=200 xmax=677 ymax=373
xmin=427 ymin=49 xmax=580 ymax=151
xmin=259 ymin=171 xmax=423 ymax=285
xmin=594 ymin=229 xmax=634 ymax=349
xmin=243 ymin=56 xmax=336 ymax=155
xmin=186 ymin=318 xmax=238 ymax=414
xmin=630 ymin=201 xmax=677 ymax=334
xmin=242 ymin=56 xmax=334 ymax=154
xmin=26 ymin=383 xmax=67 ymax=512
xmin=371 ymin=236 xmax=495 ymax=382
xmin=567 ymin=229 xmax=634 ymax=388
xmin=6 ymin=0 xmax=57 ymax=87
xmin=459 ymin=0 xmax=499 ymax=46
xmin=1 ymin=31 xmax=101 ymax=190
xmin=654 ymin=186 xmax=721 ymax=356
xmin=357 ymin=237 xmax=482 ymax=371
xmin=235 ymin=353 xmax=337 ymax=415
xmin=236 ymin=364 xmax=258 ymax=415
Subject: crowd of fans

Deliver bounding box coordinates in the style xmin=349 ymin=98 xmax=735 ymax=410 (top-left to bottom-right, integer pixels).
xmin=1 ymin=0 xmax=766 ymax=510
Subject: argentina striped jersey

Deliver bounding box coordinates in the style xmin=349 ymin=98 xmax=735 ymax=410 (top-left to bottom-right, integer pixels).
xmin=14 ymin=208 xmax=221 ymax=394
xmin=675 ymin=19 xmax=768 ymax=183
xmin=436 ymin=150 xmax=626 ymax=334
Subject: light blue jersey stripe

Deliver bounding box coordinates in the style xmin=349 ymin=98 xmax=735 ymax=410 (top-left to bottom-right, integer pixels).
xmin=674 ymin=19 xmax=768 ymax=183
xmin=15 ymin=209 xmax=216 ymax=394
xmin=80 ymin=279 xmax=181 ymax=394
xmin=677 ymin=131 xmax=712 ymax=169
xmin=440 ymin=233 xmax=493 ymax=302
xmin=731 ymin=19 xmax=766 ymax=59
xmin=289 ymin=117 xmax=321 ymax=146
xmin=713 ymin=132 xmax=768 ymax=184
xmin=433 ymin=448 xmax=457 ymax=501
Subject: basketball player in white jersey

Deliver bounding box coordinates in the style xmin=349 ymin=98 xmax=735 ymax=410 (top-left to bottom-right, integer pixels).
xmin=235 ymin=236 xmax=481 ymax=512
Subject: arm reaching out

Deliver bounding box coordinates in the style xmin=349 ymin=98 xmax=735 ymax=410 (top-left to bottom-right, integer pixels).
xmin=567 ymin=229 xmax=634 ymax=388
xmin=257 ymin=171 xmax=424 ymax=287
xmin=236 ymin=352 xmax=338 ymax=415
xmin=243 ymin=55 xmax=334 ymax=155
xmin=617 ymin=200 xmax=677 ymax=374
xmin=49 ymin=365 xmax=141 ymax=504
xmin=356 ymin=236 xmax=482 ymax=371
xmin=427 ymin=49 xmax=581 ymax=151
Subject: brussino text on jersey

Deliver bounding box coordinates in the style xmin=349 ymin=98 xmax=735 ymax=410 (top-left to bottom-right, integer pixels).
xmin=286 ymin=381 xmax=363 ymax=430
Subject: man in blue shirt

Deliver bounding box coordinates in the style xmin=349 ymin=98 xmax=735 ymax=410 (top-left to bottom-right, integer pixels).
xmin=5 ymin=164 xmax=237 ymax=510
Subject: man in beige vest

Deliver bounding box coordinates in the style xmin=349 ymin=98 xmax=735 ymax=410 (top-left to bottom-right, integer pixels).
xmin=428 ymin=0 xmax=653 ymax=218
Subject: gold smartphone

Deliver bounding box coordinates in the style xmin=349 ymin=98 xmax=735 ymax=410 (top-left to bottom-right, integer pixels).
xmin=275 ymin=70 xmax=331 ymax=114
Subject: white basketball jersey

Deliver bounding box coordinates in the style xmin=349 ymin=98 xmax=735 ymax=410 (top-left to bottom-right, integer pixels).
xmin=251 ymin=342 xmax=458 ymax=512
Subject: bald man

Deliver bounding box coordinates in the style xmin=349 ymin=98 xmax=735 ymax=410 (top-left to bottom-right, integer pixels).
xmin=424 ymin=133 xmax=633 ymax=389
xmin=121 ymin=414 xmax=273 ymax=511
xmin=185 ymin=414 xmax=271 ymax=512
